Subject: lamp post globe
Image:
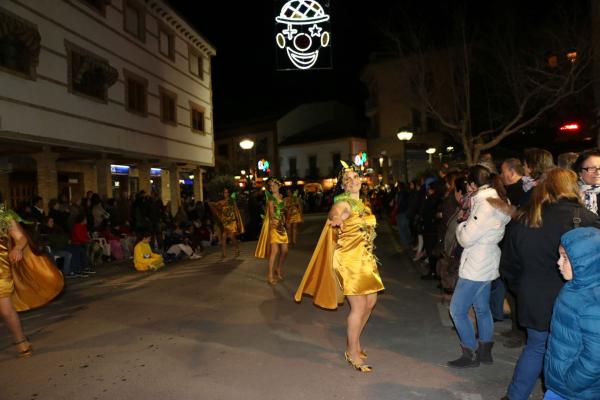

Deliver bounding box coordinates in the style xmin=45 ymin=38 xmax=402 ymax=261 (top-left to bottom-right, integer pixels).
xmin=396 ymin=129 xmax=413 ymax=183
xmin=239 ymin=138 xmax=255 ymax=150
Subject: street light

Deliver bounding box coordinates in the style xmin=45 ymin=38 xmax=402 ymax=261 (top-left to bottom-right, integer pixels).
xmin=396 ymin=128 xmax=413 ymax=183
xmin=426 ymin=147 xmax=436 ymax=164
xmin=239 ymin=138 xmax=255 ymax=150
xmin=239 ymin=138 xmax=255 ymax=178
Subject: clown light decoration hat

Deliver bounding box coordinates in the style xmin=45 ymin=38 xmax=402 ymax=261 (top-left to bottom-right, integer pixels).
xmin=275 ymin=0 xmax=332 ymax=71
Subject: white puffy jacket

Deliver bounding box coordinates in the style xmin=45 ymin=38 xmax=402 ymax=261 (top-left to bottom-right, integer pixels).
xmin=456 ymin=186 xmax=512 ymax=282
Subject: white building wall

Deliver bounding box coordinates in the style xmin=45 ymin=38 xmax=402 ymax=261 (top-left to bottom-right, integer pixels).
xmin=279 ymin=138 xmax=367 ymax=178
xmin=0 ymin=0 xmax=215 ymax=165
xmin=276 ymin=101 xmax=358 ymax=144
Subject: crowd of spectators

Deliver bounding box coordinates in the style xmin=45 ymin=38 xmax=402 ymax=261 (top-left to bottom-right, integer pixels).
xmin=384 ymin=148 xmax=600 ymax=400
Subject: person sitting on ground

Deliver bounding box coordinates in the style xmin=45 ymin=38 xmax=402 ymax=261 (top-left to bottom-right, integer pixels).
xmin=133 ymin=232 xmax=164 ymax=271
xmin=163 ymin=223 xmax=196 ymax=262
xmin=542 ymin=227 xmax=600 ymax=400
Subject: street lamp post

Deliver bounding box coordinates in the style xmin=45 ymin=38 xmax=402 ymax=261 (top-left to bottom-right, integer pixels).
xmin=396 ymin=129 xmax=413 ymax=183
xmin=239 ymin=138 xmax=255 ymax=178
xmin=426 ymin=147 xmax=437 ymax=164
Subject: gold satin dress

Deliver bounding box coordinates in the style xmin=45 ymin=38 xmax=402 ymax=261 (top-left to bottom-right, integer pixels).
xmin=0 ymin=208 xmax=64 ymax=312
xmin=295 ymin=194 xmax=384 ymax=309
xmin=255 ymin=195 xmax=288 ymax=259
xmin=285 ymin=197 xmax=303 ymax=224
xmin=0 ymin=237 xmax=15 ymax=298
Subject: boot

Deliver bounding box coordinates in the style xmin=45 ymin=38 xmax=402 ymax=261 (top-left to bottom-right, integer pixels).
xmin=476 ymin=341 xmax=494 ymax=364
xmin=447 ymin=345 xmax=479 ymax=368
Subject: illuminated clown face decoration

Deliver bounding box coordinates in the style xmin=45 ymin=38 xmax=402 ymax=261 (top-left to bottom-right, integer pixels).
xmin=275 ymin=0 xmax=331 ymax=70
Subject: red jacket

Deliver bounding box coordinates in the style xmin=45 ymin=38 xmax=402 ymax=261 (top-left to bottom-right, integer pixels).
xmin=70 ymin=223 xmax=89 ymax=244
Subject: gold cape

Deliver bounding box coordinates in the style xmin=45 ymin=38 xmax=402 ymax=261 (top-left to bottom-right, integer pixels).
xmin=295 ymin=194 xmax=384 ymax=310
xmin=1 ymin=237 xmax=64 ymax=312
xmin=294 ymin=223 xmax=344 ymax=309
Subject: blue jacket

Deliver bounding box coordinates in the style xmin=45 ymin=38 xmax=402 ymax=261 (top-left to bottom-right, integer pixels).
xmin=544 ymin=227 xmax=600 ymax=400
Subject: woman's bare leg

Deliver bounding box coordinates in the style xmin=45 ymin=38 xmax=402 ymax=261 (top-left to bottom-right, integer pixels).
xmin=346 ymin=295 xmax=368 ymax=362
xmin=220 ymin=232 xmax=227 ymax=258
xmin=275 ymin=243 xmax=288 ymax=279
xmin=267 ymin=244 xmax=279 ymax=282
xmin=358 ymin=293 xmax=378 ymax=351
xmin=0 ymin=297 xmax=26 ymax=342
xmin=231 ymin=234 xmax=239 ymax=257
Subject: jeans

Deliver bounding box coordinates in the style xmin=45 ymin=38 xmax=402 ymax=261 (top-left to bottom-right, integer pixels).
xmin=449 ymin=278 xmax=493 ymax=350
xmin=489 ymin=278 xmax=505 ymax=321
xmin=507 ymin=328 xmax=549 ymax=400
xmin=543 ymin=390 xmax=565 ymax=400
xmin=67 ymin=244 xmax=89 ymax=273
xmin=396 ymin=213 xmax=412 ymax=249
xmin=50 ymin=250 xmax=73 ymax=275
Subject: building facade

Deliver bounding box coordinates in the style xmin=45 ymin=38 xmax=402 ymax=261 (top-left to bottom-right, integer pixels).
xmin=0 ymin=0 xmax=215 ymax=212
xmin=361 ymin=51 xmax=452 ymax=183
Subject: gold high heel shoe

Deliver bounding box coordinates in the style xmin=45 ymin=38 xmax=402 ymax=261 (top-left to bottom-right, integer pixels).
xmin=267 ymin=276 xmax=277 ymax=285
xmin=360 ymin=350 xmax=367 ymax=359
xmin=344 ymin=352 xmax=372 ymax=373
xmin=14 ymin=338 xmax=33 ymax=358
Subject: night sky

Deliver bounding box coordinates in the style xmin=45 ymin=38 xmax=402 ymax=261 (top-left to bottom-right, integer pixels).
xmin=167 ymin=0 xmax=587 ymax=140
xmin=168 ymin=0 xmax=391 ymax=128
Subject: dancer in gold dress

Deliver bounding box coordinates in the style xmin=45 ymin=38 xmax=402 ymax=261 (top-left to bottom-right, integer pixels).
xmin=208 ymin=188 xmax=244 ymax=260
xmin=295 ymin=163 xmax=384 ymax=372
xmin=284 ymin=189 xmax=303 ymax=245
xmin=255 ymin=179 xmax=288 ymax=284
xmin=0 ymin=197 xmax=64 ymax=358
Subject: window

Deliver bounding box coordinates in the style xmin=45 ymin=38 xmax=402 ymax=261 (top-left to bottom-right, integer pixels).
xmin=0 ymin=8 xmax=41 ymax=79
xmin=124 ymin=1 xmax=145 ymax=42
xmin=79 ymin=0 xmax=109 ymax=15
xmin=159 ymin=87 xmax=177 ymax=124
xmin=158 ymin=25 xmax=174 ymax=61
xmin=218 ymin=144 xmax=229 ymax=157
xmin=332 ymin=152 xmax=341 ymax=175
xmin=188 ymin=47 xmax=204 ymax=79
xmin=308 ymin=155 xmax=318 ymax=178
xmin=256 ymin=137 xmax=268 ymax=155
xmin=289 ymin=157 xmax=297 ymax=177
xmin=189 ymin=102 xmax=205 ymax=132
xmin=66 ymin=41 xmax=118 ymax=102
xmin=124 ymin=70 xmax=147 ymax=115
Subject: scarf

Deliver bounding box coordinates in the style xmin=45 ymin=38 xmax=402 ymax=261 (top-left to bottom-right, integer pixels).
xmin=579 ymin=179 xmax=600 ymax=215
xmin=522 ymin=176 xmax=537 ymax=193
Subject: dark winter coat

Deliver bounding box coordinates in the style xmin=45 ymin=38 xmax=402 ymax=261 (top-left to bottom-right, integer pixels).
xmin=544 ymin=227 xmax=600 ymax=400
xmin=500 ymin=198 xmax=600 ymax=331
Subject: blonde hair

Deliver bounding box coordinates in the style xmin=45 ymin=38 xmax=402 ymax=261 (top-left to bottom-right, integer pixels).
xmin=518 ymin=168 xmax=581 ymax=228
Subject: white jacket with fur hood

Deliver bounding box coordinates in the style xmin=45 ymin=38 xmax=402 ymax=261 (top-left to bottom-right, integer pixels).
xmin=456 ymin=186 xmax=513 ymax=282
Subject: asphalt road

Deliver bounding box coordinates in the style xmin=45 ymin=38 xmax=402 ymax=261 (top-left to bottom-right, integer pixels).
xmin=0 ymin=214 xmax=540 ymax=400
